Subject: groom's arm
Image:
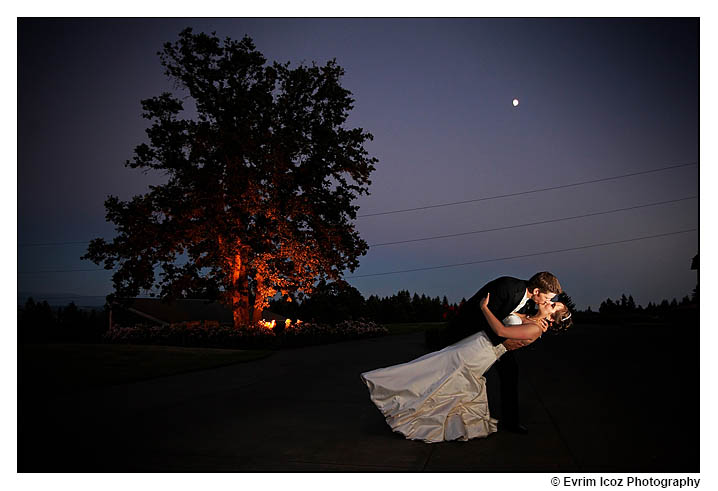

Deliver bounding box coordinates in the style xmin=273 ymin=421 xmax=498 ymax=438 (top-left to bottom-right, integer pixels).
xmin=489 ymin=277 xmax=527 ymax=320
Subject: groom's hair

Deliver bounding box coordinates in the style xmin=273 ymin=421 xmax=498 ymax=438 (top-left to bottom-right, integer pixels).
xmin=527 ymin=272 xmax=562 ymax=294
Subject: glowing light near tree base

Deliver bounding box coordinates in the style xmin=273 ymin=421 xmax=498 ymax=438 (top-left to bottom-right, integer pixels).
xmin=257 ymin=318 xmax=304 ymax=330
xmin=258 ymin=319 xmax=276 ymax=330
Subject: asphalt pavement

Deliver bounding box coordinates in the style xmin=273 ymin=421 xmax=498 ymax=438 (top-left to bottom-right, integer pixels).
xmin=18 ymin=322 xmax=699 ymax=472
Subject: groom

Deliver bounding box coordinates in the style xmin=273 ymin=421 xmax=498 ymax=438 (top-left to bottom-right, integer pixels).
xmin=447 ymin=271 xmax=562 ymax=434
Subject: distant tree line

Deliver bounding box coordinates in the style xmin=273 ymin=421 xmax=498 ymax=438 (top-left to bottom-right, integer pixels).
xmin=268 ymin=280 xmax=460 ymax=324
xmin=269 ymin=281 xmax=701 ymax=326
xmin=19 ymin=280 xmax=699 ymax=343
xmin=597 ymin=291 xmax=697 ymax=315
xmin=18 ymin=298 xmax=108 ymax=344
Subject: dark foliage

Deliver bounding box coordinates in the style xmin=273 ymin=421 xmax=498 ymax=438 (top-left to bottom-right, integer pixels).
xmin=81 ymin=29 xmax=377 ymax=326
xmin=598 ymin=292 xmax=696 ymax=315
xmin=18 ymin=298 xmax=109 ymax=344
xmin=268 ymin=283 xmax=460 ymax=324
xmin=102 ymin=319 xmax=387 ymax=350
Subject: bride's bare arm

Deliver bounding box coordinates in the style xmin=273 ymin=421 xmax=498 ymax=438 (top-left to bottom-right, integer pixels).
xmin=480 ymin=293 xmax=544 ymax=340
xmin=503 ymin=338 xmax=533 ymax=351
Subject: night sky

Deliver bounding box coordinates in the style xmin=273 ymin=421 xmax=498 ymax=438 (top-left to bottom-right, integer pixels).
xmin=17 ymin=18 xmax=699 ymax=310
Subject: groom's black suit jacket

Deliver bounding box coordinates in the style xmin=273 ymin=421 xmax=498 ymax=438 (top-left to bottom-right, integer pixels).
xmin=440 ymin=276 xmax=530 ymax=426
xmin=451 ymin=276 xmax=529 ymax=346
xmin=439 ymin=276 xmax=529 ymax=426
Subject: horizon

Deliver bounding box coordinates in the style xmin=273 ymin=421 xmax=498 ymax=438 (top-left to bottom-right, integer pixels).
xmin=17 ymin=282 xmax=695 ymax=312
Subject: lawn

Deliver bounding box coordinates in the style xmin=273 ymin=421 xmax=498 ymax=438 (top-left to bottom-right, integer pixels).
xmin=19 ymin=343 xmax=274 ymax=396
xmin=383 ymin=321 xmax=447 ymax=336
xmin=18 ymin=324 xmax=439 ymax=396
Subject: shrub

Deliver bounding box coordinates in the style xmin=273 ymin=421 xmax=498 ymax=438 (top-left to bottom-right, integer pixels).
xmin=102 ymin=318 xmax=388 ymax=349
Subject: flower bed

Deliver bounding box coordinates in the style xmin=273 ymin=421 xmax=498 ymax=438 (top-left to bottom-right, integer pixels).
xmin=102 ymin=318 xmax=388 ymax=349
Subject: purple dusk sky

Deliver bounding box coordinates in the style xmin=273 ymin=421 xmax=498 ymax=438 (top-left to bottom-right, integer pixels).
xmin=18 ymin=18 xmax=699 ymax=310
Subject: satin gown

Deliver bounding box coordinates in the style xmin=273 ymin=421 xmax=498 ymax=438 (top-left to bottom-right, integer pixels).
xmin=360 ymin=320 xmax=516 ymax=443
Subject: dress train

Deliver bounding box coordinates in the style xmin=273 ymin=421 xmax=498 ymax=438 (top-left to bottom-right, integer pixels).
xmin=360 ymin=330 xmax=505 ymax=443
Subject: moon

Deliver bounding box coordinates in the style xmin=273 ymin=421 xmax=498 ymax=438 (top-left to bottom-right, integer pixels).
xmin=512 ymin=98 xmax=520 ymax=107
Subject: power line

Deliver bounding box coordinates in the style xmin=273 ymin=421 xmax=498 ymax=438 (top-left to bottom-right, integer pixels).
xmin=357 ymin=161 xmax=698 ymax=218
xmin=368 ymin=196 xmax=698 ymax=247
xmin=18 ymin=295 xmax=110 ymax=300
xmin=18 ymin=241 xmax=90 ymax=247
xmin=18 ymin=227 xmax=697 ymax=276
xmin=17 ymin=161 xmax=698 ymax=248
xmin=349 ymin=228 xmax=698 ymax=279
xmin=18 ymin=268 xmax=112 ymax=274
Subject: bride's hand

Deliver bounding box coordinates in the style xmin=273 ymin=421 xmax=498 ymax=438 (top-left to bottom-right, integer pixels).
xmin=479 ymin=293 xmax=490 ymax=310
xmin=527 ymin=315 xmax=549 ymax=330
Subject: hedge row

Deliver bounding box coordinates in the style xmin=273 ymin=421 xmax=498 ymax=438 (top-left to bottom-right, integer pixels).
xmin=103 ymin=319 xmax=388 ymax=349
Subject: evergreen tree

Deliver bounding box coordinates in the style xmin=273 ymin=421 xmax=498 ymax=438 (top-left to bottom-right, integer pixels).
xmin=599 ymin=298 xmax=616 ymax=314
xmin=300 ymin=280 xmax=366 ymax=323
xmin=19 ymin=298 xmax=57 ymax=342
xmin=627 ymin=295 xmax=636 ymax=311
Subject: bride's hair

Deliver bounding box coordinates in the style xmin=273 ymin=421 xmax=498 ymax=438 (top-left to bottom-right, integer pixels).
xmin=548 ymin=302 xmax=573 ymax=333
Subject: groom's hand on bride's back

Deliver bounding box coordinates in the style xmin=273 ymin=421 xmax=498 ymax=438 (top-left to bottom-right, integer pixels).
xmin=503 ymin=339 xmax=532 ymax=351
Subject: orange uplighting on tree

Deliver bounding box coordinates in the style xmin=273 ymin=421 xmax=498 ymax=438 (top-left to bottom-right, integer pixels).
xmin=81 ymin=29 xmax=377 ymax=329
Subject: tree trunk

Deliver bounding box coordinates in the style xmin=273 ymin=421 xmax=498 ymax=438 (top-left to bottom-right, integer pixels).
xmin=252 ymin=305 xmax=264 ymax=323
xmin=230 ymin=251 xmax=251 ymax=328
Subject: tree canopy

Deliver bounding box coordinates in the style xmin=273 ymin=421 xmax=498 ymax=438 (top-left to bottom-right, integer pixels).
xmin=82 ymin=29 xmax=377 ymax=327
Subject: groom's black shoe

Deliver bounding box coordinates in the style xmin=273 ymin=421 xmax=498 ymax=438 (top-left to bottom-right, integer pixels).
xmin=498 ymin=421 xmax=529 ymax=434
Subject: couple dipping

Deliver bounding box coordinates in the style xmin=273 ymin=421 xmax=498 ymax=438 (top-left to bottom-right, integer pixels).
xmin=360 ymin=272 xmax=573 ymax=443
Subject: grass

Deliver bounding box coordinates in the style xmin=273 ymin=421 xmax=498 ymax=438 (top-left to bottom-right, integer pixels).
xmin=19 ymin=343 xmax=274 ymax=396
xmin=383 ymin=321 xmax=447 ymax=336
xmin=18 ymin=323 xmax=442 ymax=396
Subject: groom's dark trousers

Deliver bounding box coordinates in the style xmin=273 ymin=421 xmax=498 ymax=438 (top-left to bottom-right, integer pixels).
xmin=446 ymin=276 xmax=529 ymax=426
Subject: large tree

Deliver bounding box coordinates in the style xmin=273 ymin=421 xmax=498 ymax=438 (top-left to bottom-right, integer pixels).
xmin=82 ymin=29 xmax=377 ymax=327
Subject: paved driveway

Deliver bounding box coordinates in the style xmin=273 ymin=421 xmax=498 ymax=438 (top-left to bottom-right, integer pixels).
xmin=19 ymin=323 xmax=699 ymax=472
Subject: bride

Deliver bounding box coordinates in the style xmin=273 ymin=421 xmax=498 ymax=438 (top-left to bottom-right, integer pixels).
xmin=360 ymin=294 xmax=572 ymax=443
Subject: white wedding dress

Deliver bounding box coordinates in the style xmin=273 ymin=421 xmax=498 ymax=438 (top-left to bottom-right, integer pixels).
xmin=360 ymin=319 xmax=517 ymax=443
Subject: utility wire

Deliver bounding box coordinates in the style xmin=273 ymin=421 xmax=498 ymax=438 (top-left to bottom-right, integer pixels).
xmin=18 ymin=268 xmax=112 ymax=274
xmin=357 ymin=161 xmax=698 ymax=218
xmin=368 ymin=196 xmax=698 ymax=247
xmin=348 ymin=228 xmax=698 ymax=279
xmin=18 ymin=241 xmax=90 ymax=247
xmin=19 ymin=228 xmax=697 ymax=275
xmin=18 ymin=161 xmax=698 ymax=247
xmin=18 ymin=295 xmax=110 ymax=300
